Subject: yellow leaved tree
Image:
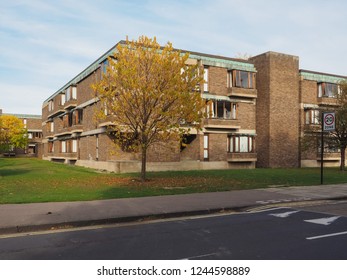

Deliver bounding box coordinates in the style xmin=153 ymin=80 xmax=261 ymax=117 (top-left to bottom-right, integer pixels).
xmin=92 ymin=36 xmax=204 ymax=181
xmin=0 ymin=115 xmax=28 ymax=155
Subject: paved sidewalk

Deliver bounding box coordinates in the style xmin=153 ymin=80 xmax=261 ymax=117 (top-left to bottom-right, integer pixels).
xmin=1 ymin=184 xmax=347 ymax=234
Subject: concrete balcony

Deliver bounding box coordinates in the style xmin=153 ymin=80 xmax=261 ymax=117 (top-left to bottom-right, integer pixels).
xmin=203 ymin=118 xmax=240 ymax=130
xmin=44 ymin=130 xmax=54 ymax=139
xmin=47 ymin=105 xmax=65 ymax=119
xmin=64 ymin=99 xmax=78 ymax=110
xmin=317 ymin=97 xmax=338 ymax=106
xmin=49 ymin=152 xmax=78 ymax=160
xmin=54 ymin=124 xmax=84 ymax=138
xmin=227 ymin=152 xmax=257 ymax=162
xmin=227 ymin=87 xmax=257 ymax=99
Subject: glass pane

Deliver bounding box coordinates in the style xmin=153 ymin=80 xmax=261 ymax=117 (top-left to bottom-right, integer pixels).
xmin=225 ymin=102 xmax=231 ymax=119
xmin=241 ymin=71 xmax=249 ymax=88
xmin=217 ymin=101 xmax=224 ymax=118
xmin=229 ymin=137 xmax=233 ymax=152
xmin=204 ymin=135 xmax=208 ymax=149
xmin=240 ymin=136 xmax=248 ymax=152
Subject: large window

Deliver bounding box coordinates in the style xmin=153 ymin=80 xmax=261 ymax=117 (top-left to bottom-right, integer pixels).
xmin=229 ymin=70 xmax=255 ymax=89
xmin=65 ymin=86 xmax=77 ymax=101
xmin=305 ymin=109 xmax=320 ymax=125
xmin=206 ymin=100 xmax=237 ymax=119
xmin=317 ymin=82 xmax=339 ymax=98
xmin=228 ymin=135 xmax=254 ymax=153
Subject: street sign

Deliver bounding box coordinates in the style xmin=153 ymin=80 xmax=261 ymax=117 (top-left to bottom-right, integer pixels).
xmin=323 ymin=112 xmax=335 ymax=131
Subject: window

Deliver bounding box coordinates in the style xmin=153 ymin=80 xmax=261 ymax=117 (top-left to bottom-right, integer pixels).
xmin=203 ymin=67 xmax=209 ymax=92
xmin=28 ymin=132 xmax=33 ymax=139
xmin=96 ymin=135 xmax=99 ymax=160
xmin=72 ymin=139 xmax=78 ymax=153
xmin=318 ymin=82 xmax=339 ymax=98
xmin=48 ymin=100 xmax=54 ymax=112
xmin=203 ymin=134 xmax=209 ymax=160
xmin=65 ymin=87 xmax=71 ymax=102
xmin=72 ymin=86 xmax=77 ymax=100
xmin=205 ymin=100 xmax=237 ymax=119
xmin=61 ymin=141 xmax=66 ymax=153
xmin=305 ymin=109 xmax=320 ymax=125
xmin=63 ymin=114 xmax=69 ymax=128
xmin=65 ymin=86 xmax=77 ymax=101
xmin=231 ymin=70 xmax=255 ymax=89
xmin=60 ymin=93 xmax=65 ymax=106
xmin=102 ymin=59 xmax=109 ymax=74
xmin=48 ymin=142 xmax=54 ymax=153
xmin=228 ymin=135 xmax=254 ymax=153
xmin=23 ymin=119 xmax=27 ymax=128
xmin=72 ymin=109 xmax=83 ymax=125
xmin=47 ymin=121 xmax=54 ymax=133
xmin=318 ymin=139 xmax=339 ymax=153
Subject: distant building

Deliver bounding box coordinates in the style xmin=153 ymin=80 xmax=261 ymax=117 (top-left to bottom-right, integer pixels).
xmin=0 ymin=109 xmax=43 ymax=157
xmin=41 ymin=41 xmax=347 ymax=172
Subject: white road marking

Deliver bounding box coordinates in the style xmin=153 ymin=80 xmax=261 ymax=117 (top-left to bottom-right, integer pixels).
xmin=304 ymin=216 xmax=340 ymax=226
xmin=181 ymin=252 xmax=218 ymax=260
xmin=306 ymin=231 xmax=347 ymax=240
xmin=269 ymin=210 xmax=300 ymax=218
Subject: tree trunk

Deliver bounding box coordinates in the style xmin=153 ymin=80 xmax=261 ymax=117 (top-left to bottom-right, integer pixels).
xmin=140 ymin=145 xmax=147 ymax=182
xmin=340 ymin=147 xmax=346 ymax=171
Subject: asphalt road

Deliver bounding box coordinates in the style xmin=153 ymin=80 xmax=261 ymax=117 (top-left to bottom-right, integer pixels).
xmin=0 ymin=203 xmax=346 ymax=260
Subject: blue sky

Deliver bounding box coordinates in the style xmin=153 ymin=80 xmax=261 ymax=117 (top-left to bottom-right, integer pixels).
xmin=1 ymin=0 xmax=347 ymax=114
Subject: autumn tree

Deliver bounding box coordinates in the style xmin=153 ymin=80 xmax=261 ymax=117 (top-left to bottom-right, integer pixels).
xmin=0 ymin=115 xmax=28 ymax=155
xmin=93 ymin=36 xmax=204 ymax=181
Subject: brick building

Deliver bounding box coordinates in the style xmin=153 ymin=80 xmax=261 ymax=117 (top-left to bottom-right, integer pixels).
xmin=0 ymin=109 xmax=42 ymax=157
xmin=41 ymin=41 xmax=346 ymax=172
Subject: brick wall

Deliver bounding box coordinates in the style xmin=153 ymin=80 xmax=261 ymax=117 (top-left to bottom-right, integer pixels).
xmin=249 ymin=54 xmax=270 ymax=167
xmin=208 ymin=133 xmax=227 ymax=161
xmin=76 ymin=68 xmax=101 ymax=104
xmin=300 ymin=79 xmax=318 ymax=104
xmin=251 ymin=52 xmax=300 ymax=167
xmin=147 ymin=140 xmax=181 ymax=162
xmin=209 ymin=66 xmax=228 ymax=96
xmin=236 ymin=102 xmax=256 ymax=130
xmin=180 ymin=134 xmax=200 ymax=161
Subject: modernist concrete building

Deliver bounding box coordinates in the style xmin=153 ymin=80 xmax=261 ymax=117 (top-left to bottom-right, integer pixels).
xmin=0 ymin=109 xmax=42 ymax=157
xmin=41 ymin=41 xmax=346 ymax=172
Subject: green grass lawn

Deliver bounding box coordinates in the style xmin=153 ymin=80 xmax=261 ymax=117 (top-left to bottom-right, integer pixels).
xmin=0 ymin=158 xmax=346 ymax=204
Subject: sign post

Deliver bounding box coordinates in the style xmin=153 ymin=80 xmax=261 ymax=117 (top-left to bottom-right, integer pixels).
xmin=321 ymin=112 xmax=335 ymax=184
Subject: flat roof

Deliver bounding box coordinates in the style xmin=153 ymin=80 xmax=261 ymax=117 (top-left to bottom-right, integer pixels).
xmin=43 ymin=40 xmax=256 ymax=106
xmin=1 ymin=113 xmax=41 ymax=119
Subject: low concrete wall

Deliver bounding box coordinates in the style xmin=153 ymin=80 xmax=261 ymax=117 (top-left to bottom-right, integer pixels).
xmin=74 ymin=160 xmax=249 ymax=173
xmin=301 ymin=159 xmax=341 ymax=168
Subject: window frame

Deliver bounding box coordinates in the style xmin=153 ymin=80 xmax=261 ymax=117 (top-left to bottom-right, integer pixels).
xmin=317 ymin=82 xmax=339 ymax=98
xmin=231 ymin=70 xmax=255 ymax=89
xmin=203 ymin=67 xmax=209 ymax=92
xmin=205 ymin=100 xmax=237 ymax=120
xmin=228 ymin=135 xmax=254 ymax=153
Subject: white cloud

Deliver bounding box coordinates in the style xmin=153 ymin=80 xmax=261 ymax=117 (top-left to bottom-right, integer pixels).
xmin=1 ymin=0 xmax=347 ymax=115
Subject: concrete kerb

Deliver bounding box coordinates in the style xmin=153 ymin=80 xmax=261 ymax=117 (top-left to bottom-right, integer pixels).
xmin=1 ymin=184 xmax=347 ymax=236
xmin=0 ymin=206 xmax=249 ymax=236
